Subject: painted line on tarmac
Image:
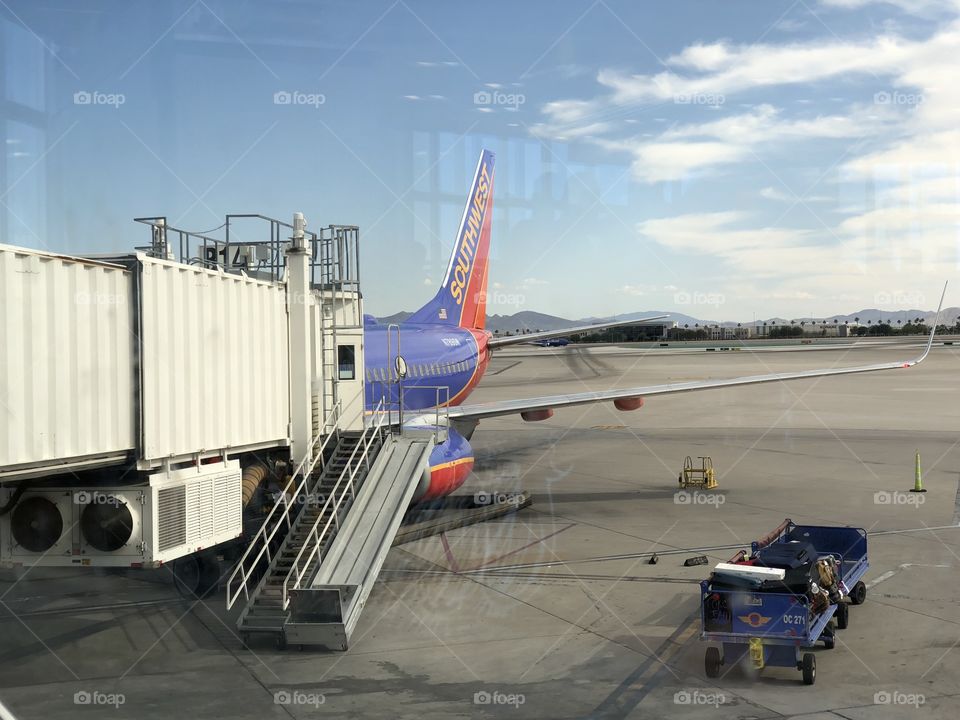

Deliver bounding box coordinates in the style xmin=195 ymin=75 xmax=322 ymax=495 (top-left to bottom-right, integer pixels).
xmin=866 ymin=563 xmax=952 ymax=590
xmin=486 ymin=360 xmax=521 ymax=376
xmin=869 ymin=524 xmax=960 ymax=536
xmin=469 ymin=523 xmax=576 ymax=571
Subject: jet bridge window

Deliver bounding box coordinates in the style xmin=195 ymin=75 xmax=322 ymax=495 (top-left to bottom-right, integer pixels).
xmin=338 ymin=345 xmax=356 ymax=380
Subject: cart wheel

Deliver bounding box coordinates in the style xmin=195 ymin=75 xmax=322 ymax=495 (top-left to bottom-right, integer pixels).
xmin=835 ymin=602 xmax=849 ymax=629
xmin=823 ymin=633 xmax=835 ymax=650
xmin=850 ymin=581 xmax=867 ymax=605
xmin=705 ymin=647 xmax=721 ymax=678
xmin=802 ymin=653 xmax=816 ymax=685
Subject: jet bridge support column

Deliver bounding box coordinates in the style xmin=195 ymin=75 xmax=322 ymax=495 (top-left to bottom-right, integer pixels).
xmin=287 ymin=212 xmax=313 ymax=469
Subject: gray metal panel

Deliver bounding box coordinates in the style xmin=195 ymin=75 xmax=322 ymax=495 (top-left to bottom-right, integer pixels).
xmin=138 ymin=255 xmax=290 ymax=462
xmin=311 ymin=438 xmax=431 ymax=588
xmin=0 ymin=244 xmax=137 ymax=471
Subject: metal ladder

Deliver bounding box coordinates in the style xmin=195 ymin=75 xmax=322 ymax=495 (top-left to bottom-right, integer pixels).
xmin=320 ymin=319 xmax=338 ymax=424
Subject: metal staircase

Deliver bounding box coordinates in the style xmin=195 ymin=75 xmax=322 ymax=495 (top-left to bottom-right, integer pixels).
xmin=225 ymin=401 xmax=386 ymax=647
xmin=284 ymin=432 xmax=433 ymax=650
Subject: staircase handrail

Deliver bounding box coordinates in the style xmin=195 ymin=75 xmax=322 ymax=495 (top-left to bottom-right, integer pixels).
xmin=281 ymin=399 xmax=389 ymax=609
xmin=225 ymin=401 xmax=342 ymax=610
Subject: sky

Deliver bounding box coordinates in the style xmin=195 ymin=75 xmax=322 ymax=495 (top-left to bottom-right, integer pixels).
xmin=2 ymin=0 xmax=959 ymax=321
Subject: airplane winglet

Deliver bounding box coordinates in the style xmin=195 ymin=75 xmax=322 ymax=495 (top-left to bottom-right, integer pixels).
xmin=911 ymin=281 xmax=947 ymax=366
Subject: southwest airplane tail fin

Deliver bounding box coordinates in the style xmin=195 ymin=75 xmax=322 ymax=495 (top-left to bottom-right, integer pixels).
xmin=408 ymin=149 xmax=495 ymax=330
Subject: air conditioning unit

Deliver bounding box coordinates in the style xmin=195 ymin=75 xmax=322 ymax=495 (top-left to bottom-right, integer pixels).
xmin=0 ymin=460 xmax=242 ymax=568
xmin=2 ymin=490 xmax=75 ymax=564
xmin=144 ymin=460 xmax=243 ymax=565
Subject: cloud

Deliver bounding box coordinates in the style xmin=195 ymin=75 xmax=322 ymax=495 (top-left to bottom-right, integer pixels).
xmin=623 ymin=140 xmax=745 ymax=182
xmin=592 ymin=104 xmax=883 ymax=182
xmin=535 ymin=25 xmax=950 ymax=138
xmin=821 ymin=0 xmax=960 ymax=12
xmin=589 ymin=38 xmax=906 ymax=109
xmin=760 ymin=186 xmax=792 ymax=201
xmin=637 ymin=205 xmax=959 ymax=307
xmin=620 ymin=284 xmax=658 ymax=296
xmin=532 ymin=8 xmax=960 ymax=314
xmin=760 ymin=186 xmax=834 ymax=202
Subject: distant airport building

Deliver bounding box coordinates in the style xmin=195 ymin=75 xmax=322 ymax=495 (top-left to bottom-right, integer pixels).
xmin=753 ymin=322 xmax=854 ymax=338
xmin=709 ymin=326 xmax=750 ymax=340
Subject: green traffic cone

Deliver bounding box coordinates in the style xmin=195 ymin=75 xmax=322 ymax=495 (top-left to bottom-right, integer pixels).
xmin=911 ymin=449 xmax=926 ymax=493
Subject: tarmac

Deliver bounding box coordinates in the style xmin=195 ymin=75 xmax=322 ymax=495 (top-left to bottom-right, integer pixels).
xmin=1 ymin=341 xmax=959 ymax=719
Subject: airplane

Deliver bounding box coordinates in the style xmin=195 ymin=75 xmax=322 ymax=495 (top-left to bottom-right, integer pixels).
xmin=362 ymin=149 xmax=946 ymax=504
xmin=531 ymin=337 xmax=570 ymax=347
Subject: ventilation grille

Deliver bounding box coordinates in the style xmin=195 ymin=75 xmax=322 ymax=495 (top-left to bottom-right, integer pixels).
xmin=185 ymin=469 xmax=242 ymax=544
xmin=157 ymin=486 xmax=186 ymax=551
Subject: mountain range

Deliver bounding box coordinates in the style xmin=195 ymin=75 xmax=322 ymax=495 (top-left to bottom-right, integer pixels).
xmin=376 ymin=308 xmax=960 ymax=333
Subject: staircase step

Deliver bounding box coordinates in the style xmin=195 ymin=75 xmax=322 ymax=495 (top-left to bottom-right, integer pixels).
xmin=235 ymin=431 xmax=384 ymax=639
xmin=244 ymin=609 xmax=288 ymax=620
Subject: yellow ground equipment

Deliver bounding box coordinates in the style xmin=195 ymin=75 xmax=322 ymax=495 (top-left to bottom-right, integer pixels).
xmin=678 ymin=456 xmax=717 ymax=489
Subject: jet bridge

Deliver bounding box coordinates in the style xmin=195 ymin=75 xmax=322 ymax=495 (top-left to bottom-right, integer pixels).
xmin=0 ymin=211 xmax=366 ymax=572
xmin=1 ymin=208 xmax=437 ymax=645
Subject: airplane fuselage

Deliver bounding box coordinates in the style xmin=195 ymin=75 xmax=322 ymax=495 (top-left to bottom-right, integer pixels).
xmin=362 ymin=322 xmax=491 ymax=500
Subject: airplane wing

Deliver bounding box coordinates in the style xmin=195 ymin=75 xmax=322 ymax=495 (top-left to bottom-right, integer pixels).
xmin=487 ymin=315 xmax=668 ymax=349
xmin=451 ymin=286 xmax=945 ymax=423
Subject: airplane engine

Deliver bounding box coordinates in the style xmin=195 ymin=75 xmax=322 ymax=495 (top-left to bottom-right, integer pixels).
xmin=521 ymin=409 xmax=554 ymax=421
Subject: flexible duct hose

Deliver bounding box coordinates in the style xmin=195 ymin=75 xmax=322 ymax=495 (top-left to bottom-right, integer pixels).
xmin=241 ymin=464 xmax=270 ymax=507
xmin=0 ymin=483 xmax=28 ymax=516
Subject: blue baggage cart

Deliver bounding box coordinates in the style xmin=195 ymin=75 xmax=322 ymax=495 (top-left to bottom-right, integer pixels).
xmin=700 ymin=519 xmax=869 ymax=685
